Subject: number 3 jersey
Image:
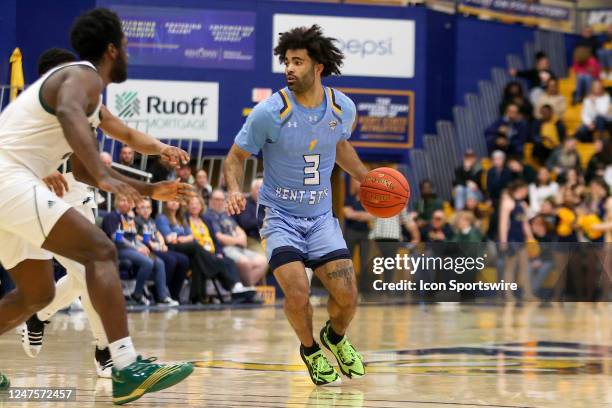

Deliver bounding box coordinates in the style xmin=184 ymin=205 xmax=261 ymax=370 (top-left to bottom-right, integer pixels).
xmin=235 ymin=87 xmax=356 ymax=218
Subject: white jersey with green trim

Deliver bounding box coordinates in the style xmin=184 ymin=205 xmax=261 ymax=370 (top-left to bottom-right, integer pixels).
xmin=0 ymin=61 xmax=102 ymax=179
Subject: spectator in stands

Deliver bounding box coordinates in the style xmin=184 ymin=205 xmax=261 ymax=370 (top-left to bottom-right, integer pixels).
xmin=509 ymin=52 xmax=555 ymax=95
xmin=486 ymin=150 xmax=512 ymax=205
xmin=369 ymin=207 xmax=419 ymax=244
xmin=529 ymin=167 xmax=559 ymax=214
xmin=102 ymin=194 xmax=170 ymax=306
xmin=598 ymin=26 xmax=612 ymax=80
xmin=421 ymin=210 xmax=453 ymax=243
xmin=576 ymin=80 xmax=611 ymax=142
xmin=450 ymin=211 xmax=483 ymax=243
xmin=538 ymin=197 xmax=558 ymax=227
xmin=415 ymin=179 xmax=444 ymax=228
xmin=205 ymin=189 xmax=268 ymax=286
xmin=528 ymin=215 xmax=556 ymax=298
xmin=135 ymin=198 xmax=186 ymax=304
xmin=578 ymin=177 xmax=608 ymax=241
xmin=585 ymin=139 xmax=610 ymax=183
xmin=546 ymin=137 xmax=581 ymax=178
xmin=531 ymin=104 xmax=567 ymax=164
xmin=119 ymin=145 xmax=138 ymax=168
xmin=499 ymin=180 xmax=535 ymax=301
xmin=232 ymin=179 xmax=265 ymax=255
xmin=194 ymin=169 xmax=212 ymax=205
xmin=176 ymin=161 xmax=195 ymax=184
xmin=575 ymin=26 xmax=601 ymax=61
xmin=149 ymin=156 xmax=176 ymax=183
xmin=507 ymin=155 xmax=537 ymax=184
xmin=100 ymin=151 xmax=112 ymax=167
xmin=572 ymin=46 xmax=602 ymax=103
xmin=534 ymin=79 xmax=567 ymax=120
xmin=555 ymin=185 xmax=581 ymax=242
xmin=499 ymin=81 xmax=533 ymax=120
xmin=156 ymin=199 xmax=246 ymax=303
xmin=343 ymin=178 xmax=374 ymax=258
xmin=464 ymin=194 xmax=490 ymax=235
xmin=452 ymin=149 xmax=482 ymax=210
xmin=556 ymin=167 xmax=585 ymax=203
xmin=485 ymin=103 xmax=529 ymax=156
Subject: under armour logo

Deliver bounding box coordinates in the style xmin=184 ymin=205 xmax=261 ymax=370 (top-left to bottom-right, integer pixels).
xmin=48 ymin=200 xmax=56 ymax=208
xmin=308 ymin=115 xmax=317 ymax=122
xmin=287 ymin=121 xmax=297 ymax=128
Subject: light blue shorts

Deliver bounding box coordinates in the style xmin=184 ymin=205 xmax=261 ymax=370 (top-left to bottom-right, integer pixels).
xmin=257 ymin=205 xmax=350 ymax=271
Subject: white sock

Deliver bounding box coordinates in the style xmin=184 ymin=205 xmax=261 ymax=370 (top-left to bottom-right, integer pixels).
xmin=109 ymin=337 xmax=137 ymax=370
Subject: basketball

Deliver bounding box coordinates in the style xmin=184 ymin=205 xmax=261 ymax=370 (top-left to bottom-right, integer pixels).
xmin=359 ymin=167 xmax=410 ymax=218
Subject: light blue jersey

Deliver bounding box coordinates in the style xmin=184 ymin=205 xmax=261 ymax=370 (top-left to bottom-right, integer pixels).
xmin=235 ymin=87 xmax=356 ymax=218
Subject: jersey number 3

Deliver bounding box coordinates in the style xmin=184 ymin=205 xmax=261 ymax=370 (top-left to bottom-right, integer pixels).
xmin=303 ymin=154 xmax=320 ymax=186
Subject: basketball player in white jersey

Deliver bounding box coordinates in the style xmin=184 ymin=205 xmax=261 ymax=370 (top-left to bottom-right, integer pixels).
xmin=0 ymin=8 xmax=194 ymax=404
xmin=17 ymin=48 xmax=190 ymax=379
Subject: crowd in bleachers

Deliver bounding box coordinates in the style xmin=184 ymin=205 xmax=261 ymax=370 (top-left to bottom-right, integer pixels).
xmin=97 ymin=163 xmax=268 ymax=306
xmin=343 ymin=27 xmax=612 ymax=301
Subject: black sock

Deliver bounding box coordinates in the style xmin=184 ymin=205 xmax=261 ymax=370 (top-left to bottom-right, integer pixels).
xmin=327 ymin=323 xmax=344 ymax=345
xmin=301 ymin=342 xmax=320 ymax=356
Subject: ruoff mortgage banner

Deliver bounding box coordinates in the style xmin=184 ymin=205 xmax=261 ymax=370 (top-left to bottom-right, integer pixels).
xmin=106 ymin=79 xmax=219 ymax=141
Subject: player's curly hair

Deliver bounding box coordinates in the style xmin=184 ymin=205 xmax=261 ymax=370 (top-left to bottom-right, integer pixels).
xmin=274 ymin=25 xmax=344 ymax=77
xmin=70 ymin=8 xmax=123 ymax=63
xmin=37 ymin=48 xmax=77 ymax=76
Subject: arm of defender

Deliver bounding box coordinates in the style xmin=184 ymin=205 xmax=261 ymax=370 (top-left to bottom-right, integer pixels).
xmin=54 ymin=69 xmax=113 ymax=184
xmin=72 ymin=154 xmax=193 ymax=202
xmin=99 ymin=105 xmax=189 ymax=167
xmin=53 ymin=69 xmax=140 ymax=203
xmin=335 ymin=140 xmax=368 ymax=183
xmin=224 ymin=144 xmax=251 ymax=215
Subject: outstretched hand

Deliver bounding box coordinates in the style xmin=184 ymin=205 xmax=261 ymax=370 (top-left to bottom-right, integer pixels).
xmin=160 ymin=145 xmax=190 ymax=168
xmin=226 ymin=191 xmax=246 ymax=215
xmin=98 ymin=177 xmax=142 ymax=204
xmin=151 ymin=180 xmax=195 ymax=202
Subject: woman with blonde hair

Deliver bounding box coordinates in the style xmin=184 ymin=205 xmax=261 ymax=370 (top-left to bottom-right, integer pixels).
xmin=156 ymin=199 xmax=248 ymax=303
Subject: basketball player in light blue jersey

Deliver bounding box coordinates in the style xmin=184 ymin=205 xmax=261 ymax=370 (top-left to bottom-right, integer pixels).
xmin=224 ymin=25 xmax=368 ymax=386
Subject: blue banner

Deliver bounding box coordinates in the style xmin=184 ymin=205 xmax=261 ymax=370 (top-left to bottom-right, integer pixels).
xmin=109 ymin=5 xmax=256 ymax=70
xmin=340 ymin=88 xmax=414 ymax=149
xmin=459 ymin=0 xmax=571 ymax=22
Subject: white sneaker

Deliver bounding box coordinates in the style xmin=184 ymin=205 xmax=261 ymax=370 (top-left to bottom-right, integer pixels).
xmin=159 ymin=297 xmax=179 ymax=307
xmin=231 ymin=282 xmax=256 ymax=294
xmin=21 ymin=314 xmax=47 ymax=358
xmin=94 ymin=346 xmax=112 ymax=379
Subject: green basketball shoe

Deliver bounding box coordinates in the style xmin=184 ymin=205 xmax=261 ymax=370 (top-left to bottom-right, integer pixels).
xmin=320 ymin=321 xmax=365 ymax=379
xmin=300 ymin=346 xmax=341 ymax=386
xmin=0 ymin=372 xmax=9 ymax=390
xmin=112 ymin=356 xmax=193 ymax=405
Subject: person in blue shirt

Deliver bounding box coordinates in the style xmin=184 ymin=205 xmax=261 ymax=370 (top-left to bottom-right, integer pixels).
xmin=224 ymin=25 xmax=367 ymax=386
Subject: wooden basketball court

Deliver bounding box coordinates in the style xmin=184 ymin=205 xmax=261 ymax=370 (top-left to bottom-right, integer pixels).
xmin=0 ymin=303 xmax=610 ymax=407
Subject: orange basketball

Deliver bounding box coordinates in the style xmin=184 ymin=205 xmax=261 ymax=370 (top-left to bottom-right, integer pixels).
xmin=359 ymin=167 xmax=410 ymax=218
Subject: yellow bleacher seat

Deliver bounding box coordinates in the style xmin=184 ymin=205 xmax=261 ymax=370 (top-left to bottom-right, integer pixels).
xmin=576 ymin=142 xmax=596 ymax=169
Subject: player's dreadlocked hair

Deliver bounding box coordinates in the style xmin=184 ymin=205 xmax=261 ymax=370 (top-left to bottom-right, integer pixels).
xmin=274 ymin=25 xmax=344 ymax=77
xmin=70 ymin=8 xmax=123 ymax=63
